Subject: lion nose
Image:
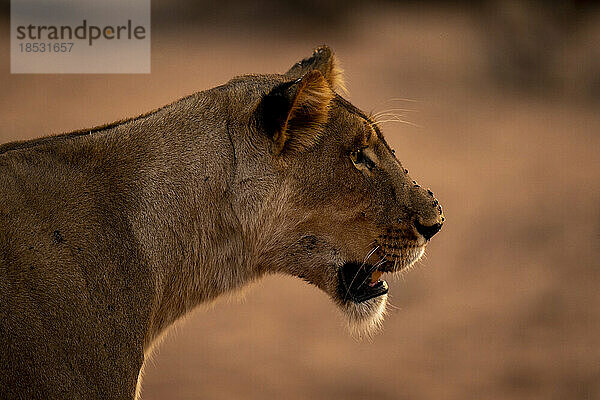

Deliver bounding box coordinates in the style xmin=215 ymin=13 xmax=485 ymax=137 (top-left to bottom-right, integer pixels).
xmin=414 ymin=219 xmax=443 ymax=241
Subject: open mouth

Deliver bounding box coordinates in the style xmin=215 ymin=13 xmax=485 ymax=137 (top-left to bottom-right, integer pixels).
xmin=338 ymin=244 xmax=426 ymax=303
xmin=338 ymin=261 xmax=390 ymax=303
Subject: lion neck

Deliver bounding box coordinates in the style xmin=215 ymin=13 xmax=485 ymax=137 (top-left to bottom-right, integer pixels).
xmin=82 ymin=87 xmax=296 ymax=349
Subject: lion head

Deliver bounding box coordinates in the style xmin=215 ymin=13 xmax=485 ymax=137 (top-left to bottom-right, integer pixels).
xmin=227 ymin=46 xmax=443 ymax=338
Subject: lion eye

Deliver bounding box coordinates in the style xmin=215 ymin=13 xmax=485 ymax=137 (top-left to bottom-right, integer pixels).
xmin=350 ymin=148 xmax=375 ymax=170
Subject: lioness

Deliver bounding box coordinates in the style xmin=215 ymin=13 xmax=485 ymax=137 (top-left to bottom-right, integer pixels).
xmin=0 ymin=46 xmax=443 ymax=399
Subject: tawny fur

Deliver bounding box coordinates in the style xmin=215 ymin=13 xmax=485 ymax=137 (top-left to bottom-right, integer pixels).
xmin=0 ymin=45 xmax=443 ymax=400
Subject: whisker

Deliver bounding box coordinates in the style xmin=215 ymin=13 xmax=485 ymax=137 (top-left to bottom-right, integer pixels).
xmin=371 ymin=118 xmax=421 ymax=129
xmin=386 ymin=301 xmax=401 ymax=311
xmin=372 ymin=257 xmax=387 ymax=270
xmin=343 ymin=245 xmax=379 ymax=301
xmin=371 ymin=114 xmax=409 ymax=122
xmin=387 ymin=97 xmax=420 ymax=103
xmin=371 ymin=110 xmax=416 ymax=119
xmin=371 ymin=98 xmax=420 ymax=113
xmin=355 ymin=257 xmax=387 ymax=289
xmin=360 ymin=246 xmax=379 ymax=269
xmin=374 ymin=108 xmax=418 ymax=113
xmin=358 ymin=255 xmax=391 ymax=287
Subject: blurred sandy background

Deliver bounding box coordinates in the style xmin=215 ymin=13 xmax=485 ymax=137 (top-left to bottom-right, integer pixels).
xmin=1 ymin=1 xmax=599 ymax=399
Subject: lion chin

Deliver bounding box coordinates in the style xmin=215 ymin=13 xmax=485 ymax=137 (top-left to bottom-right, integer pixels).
xmin=343 ymin=293 xmax=389 ymax=339
xmin=338 ymin=245 xmax=426 ymax=339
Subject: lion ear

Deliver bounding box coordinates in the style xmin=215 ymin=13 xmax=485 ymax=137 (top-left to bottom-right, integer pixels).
xmin=285 ymin=45 xmax=345 ymax=93
xmin=262 ymin=70 xmax=334 ymax=155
